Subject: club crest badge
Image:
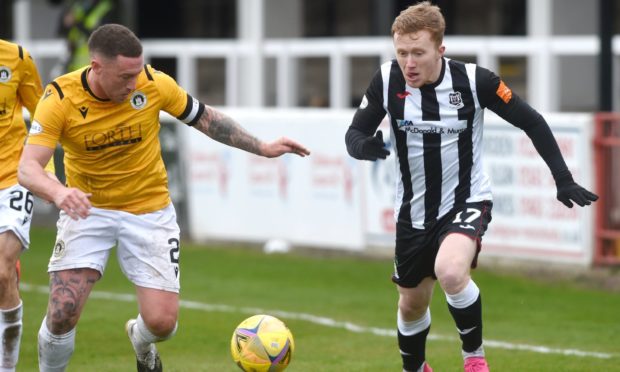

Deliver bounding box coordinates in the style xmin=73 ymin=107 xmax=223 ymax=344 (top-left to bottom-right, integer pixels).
xmin=130 ymin=91 xmax=147 ymax=109
xmin=52 ymin=240 xmax=66 ymax=260
xmin=0 ymin=66 xmax=12 ymax=83
xmin=449 ymin=91 xmax=464 ymax=109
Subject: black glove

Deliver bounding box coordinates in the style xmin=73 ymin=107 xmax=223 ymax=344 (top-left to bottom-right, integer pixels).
xmin=555 ymin=173 xmax=599 ymax=208
xmin=360 ymin=130 xmax=390 ymax=161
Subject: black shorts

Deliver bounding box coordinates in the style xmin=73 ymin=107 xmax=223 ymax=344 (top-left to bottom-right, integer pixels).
xmin=391 ymin=201 xmax=493 ymax=288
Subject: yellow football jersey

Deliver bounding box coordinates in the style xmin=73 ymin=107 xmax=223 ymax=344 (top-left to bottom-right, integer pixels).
xmin=0 ymin=39 xmax=44 ymax=188
xmin=28 ymin=65 xmax=204 ymax=214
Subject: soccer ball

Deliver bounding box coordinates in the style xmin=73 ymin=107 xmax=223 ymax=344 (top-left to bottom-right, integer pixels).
xmin=230 ymin=314 xmax=295 ymax=372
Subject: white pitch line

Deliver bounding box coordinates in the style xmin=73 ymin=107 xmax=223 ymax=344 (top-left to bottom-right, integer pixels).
xmin=20 ymin=283 xmax=617 ymax=360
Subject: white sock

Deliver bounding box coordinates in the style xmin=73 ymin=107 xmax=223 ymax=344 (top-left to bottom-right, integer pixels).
xmin=463 ymin=344 xmax=485 ymax=359
xmin=129 ymin=315 xmax=178 ymax=356
xmin=445 ymin=279 xmax=479 ymax=309
xmin=445 ymin=280 xmax=485 ymax=359
xmin=0 ymin=301 xmax=23 ymax=371
xmin=397 ymin=307 xmax=431 ymax=336
xmin=37 ymin=317 xmax=75 ymax=372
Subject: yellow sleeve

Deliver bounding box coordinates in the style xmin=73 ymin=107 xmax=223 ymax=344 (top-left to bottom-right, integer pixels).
xmin=44 ymin=156 xmax=56 ymax=174
xmin=27 ymin=84 xmax=65 ymax=149
xmin=17 ymin=47 xmax=43 ymax=116
xmin=150 ymin=65 xmax=205 ymax=125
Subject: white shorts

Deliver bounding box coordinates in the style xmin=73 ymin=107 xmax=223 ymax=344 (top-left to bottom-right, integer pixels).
xmin=0 ymin=184 xmax=34 ymax=249
xmin=50 ymin=204 xmax=181 ymax=293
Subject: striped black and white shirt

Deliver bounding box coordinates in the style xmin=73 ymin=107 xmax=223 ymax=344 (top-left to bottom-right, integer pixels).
xmin=346 ymin=57 xmax=570 ymax=229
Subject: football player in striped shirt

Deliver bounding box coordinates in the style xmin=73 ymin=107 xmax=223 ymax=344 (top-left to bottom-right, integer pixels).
xmin=18 ymin=24 xmax=309 ymax=372
xmin=345 ymin=2 xmax=597 ymax=372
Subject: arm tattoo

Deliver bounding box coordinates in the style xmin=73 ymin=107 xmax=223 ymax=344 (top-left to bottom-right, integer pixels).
xmin=195 ymin=106 xmax=262 ymax=155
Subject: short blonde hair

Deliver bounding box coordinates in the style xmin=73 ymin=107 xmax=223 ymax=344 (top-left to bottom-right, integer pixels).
xmin=391 ymin=1 xmax=445 ymax=47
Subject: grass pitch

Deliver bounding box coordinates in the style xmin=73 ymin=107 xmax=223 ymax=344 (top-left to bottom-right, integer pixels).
xmin=16 ymin=227 xmax=620 ymax=371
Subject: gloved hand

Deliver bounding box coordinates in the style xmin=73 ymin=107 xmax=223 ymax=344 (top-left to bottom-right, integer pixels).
xmin=360 ymin=130 xmax=390 ymax=161
xmin=555 ymin=173 xmax=599 ymax=208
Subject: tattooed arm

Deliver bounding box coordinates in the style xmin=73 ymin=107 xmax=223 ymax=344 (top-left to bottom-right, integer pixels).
xmin=194 ymin=105 xmax=262 ymax=154
xmin=193 ymin=105 xmax=311 ymax=158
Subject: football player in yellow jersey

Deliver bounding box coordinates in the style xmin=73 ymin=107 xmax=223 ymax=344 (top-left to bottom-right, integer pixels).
xmin=18 ymin=24 xmax=309 ymax=372
xmin=0 ymin=38 xmax=57 ymax=372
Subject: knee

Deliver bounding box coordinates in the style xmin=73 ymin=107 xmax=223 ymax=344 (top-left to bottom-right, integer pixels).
xmin=398 ymin=296 xmax=429 ymax=320
xmin=0 ymin=258 xmax=18 ymax=287
xmin=0 ymin=269 xmax=16 ymax=290
xmin=142 ymin=313 xmax=178 ymax=338
xmin=435 ymin=266 xmax=468 ymax=294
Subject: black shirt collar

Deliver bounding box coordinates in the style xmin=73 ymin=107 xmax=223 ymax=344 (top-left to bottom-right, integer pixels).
xmin=81 ymin=68 xmax=110 ymax=102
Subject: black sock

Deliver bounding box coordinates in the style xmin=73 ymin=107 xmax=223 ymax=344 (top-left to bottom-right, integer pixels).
xmin=447 ymin=294 xmax=482 ymax=353
xmin=398 ymin=325 xmax=430 ymax=371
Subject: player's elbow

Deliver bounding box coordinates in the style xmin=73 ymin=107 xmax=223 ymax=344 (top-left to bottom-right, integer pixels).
xmin=17 ymin=155 xmax=38 ymax=189
xmin=17 ymin=159 xmax=31 ymax=187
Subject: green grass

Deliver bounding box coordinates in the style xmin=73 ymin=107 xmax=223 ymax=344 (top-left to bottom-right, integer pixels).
xmin=16 ymin=227 xmax=620 ymax=371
